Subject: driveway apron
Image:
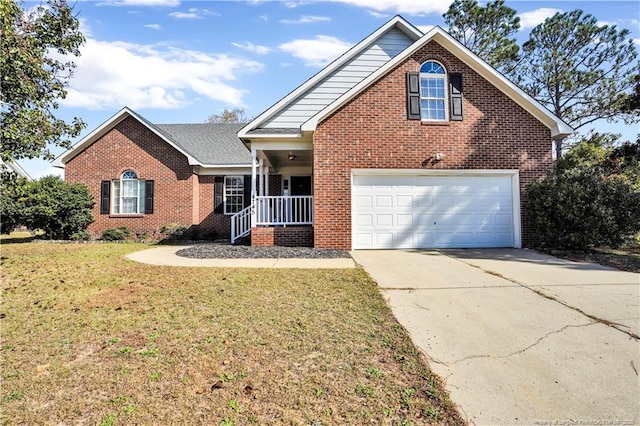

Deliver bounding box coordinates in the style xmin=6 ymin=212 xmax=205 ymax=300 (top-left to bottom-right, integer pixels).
xmin=351 ymin=249 xmax=640 ymax=425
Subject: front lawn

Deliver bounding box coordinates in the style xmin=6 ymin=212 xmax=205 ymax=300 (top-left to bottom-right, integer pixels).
xmin=0 ymin=242 xmax=464 ymax=425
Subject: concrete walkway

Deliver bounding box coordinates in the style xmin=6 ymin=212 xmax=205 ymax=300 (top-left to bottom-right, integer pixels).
xmin=126 ymin=245 xmax=356 ymax=268
xmin=351 ymin=249 xmax=640 ymax=425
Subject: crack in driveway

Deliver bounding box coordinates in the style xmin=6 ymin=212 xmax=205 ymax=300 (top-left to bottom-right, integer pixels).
xmin=450 ymin=321 xmax=597 ymax=365
xmin=446 ymin=255 xmax=640 ymax=341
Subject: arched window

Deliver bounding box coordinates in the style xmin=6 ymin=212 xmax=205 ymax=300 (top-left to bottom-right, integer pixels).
xmin=113 ymin=170 xmax=145 ymax=214
xmin=419 ymin=61 xmax=448 ymax=121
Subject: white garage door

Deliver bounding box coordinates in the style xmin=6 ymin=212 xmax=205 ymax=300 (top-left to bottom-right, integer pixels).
xmin=352 ymin=173 xmax=518 ymax=249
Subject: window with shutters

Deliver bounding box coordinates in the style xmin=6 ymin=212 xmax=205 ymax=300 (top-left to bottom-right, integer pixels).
xmin=224 ymin=176 xmax=244 ymax=214
xmin=419 ymin=61 xmax=448 ymax=122
xmin=112 ymin=170 xmax=145 ymax=214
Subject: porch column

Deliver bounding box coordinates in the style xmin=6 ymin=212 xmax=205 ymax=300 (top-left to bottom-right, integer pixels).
xmin=258 ymin=157 xmax=264 ymax=197
xmin=265 ymin=166 xmax=270 ymax=196
xmin=251 ymin=147 xmax=257 ymax=227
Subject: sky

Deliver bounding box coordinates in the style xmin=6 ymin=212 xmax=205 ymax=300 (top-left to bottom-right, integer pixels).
xmin=15 ymin=0 xmax=640 ymax=179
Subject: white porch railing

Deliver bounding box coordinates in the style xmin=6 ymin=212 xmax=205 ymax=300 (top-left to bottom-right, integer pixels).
xmin=230 ymin=196 xmax=314 ymax=244
xmin=256 ymin=196 xmax=314 ymax=226
xmin=230 ymin=205 xmax=252 ymax=244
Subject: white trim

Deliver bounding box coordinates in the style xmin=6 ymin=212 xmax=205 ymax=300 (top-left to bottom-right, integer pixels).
xmin=0 ymin=159 xmax=32 ymax=180
xmin=351 ymin=168 xmax=519 ymax=176
xmin=223 ymin=175 xmax=245 ymax=215
xmin=238 ymin=16 xmax=423 ymax=138
xmin=350 ymin=168 xmax=522 ymax=250
xmin=250 ymin=141 xmax=314 ymax=151
xmin=193 ymin=166 xmax=253 ymax=176
xmin=52 ymin=107 xmax=201 ymax=168
xmin=242 ymin=132 xmax=302 ymax=139
xmin=302 ymin=26 xmax=572 ymax=139
xmin=419 ymin=60 xmax=449 ymax=122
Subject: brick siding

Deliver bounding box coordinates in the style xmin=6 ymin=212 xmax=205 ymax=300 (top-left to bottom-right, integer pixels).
xmin=313 ymin=41 xmax=553 ymax=249
xmin=65 ymin=117 xmax=232 ymax=239
xmin=251 ymin=226 xmax=314 ymax=247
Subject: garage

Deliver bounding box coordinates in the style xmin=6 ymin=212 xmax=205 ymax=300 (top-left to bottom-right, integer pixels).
xmin=352 ymin=171 xmax=520 ymax=249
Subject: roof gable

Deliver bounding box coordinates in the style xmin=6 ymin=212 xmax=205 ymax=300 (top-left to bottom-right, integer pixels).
xmin=238 ymin=15 xmax=422 ymax=138
xmin=301 ymin=25 xmax=572 ymax=139
xmin=53 ymin=108 xmax=253 ymax=168
xmin=52 ymin=107 xmax=200 ymax=167
xmin=0 ymin=159 xmax=32 ymax=180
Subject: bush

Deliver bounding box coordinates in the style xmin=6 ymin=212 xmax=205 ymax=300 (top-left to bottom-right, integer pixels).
xmin=101 ymin=227 xmax=132 ymax=241
xmin=0 ymin=173 xmax=28 ymax=234
xmin=20 ymin=176 xmax=94 ymax=240
xmin=70 ymin=230 xmax=92 ymax=241
xmin=159 ymin=223 xmax=188 ymax=240
xmin=526 ymin=139 xmax=640 ymax=249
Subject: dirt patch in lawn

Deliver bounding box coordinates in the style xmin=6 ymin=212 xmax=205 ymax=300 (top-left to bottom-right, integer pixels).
xmin=1 ymin=242 xmax=465 ymax=425
xmin=541 ymin=246 xmax=640 ymax=273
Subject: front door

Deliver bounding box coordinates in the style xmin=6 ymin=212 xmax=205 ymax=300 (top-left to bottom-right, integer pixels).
xmin=290 ymin=176 xmax=312 ymax=196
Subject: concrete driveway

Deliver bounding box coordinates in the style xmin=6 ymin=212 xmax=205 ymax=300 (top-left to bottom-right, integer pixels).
xmin=351 ymin=249 xmax=639 ymax=425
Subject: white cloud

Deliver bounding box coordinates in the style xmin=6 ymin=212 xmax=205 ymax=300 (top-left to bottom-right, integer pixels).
xmin=416 ymin=24 xmax=434 ymax=34
xmin=61 ymin=37 xmax=263 ymax=110
xmin=279 ymin=15 xmax=331 ymax=24
xmin=279 ymin=35 xmax=353 ymax=67
xmin=231 ymin=41 xmax=271 ymax=55
xmin=519 ymin=8 xmax=562 ymax=30
xmin=169 ymin=11 xmax=199 ymax=19
xmin=98 ymin=0 xmax=180 ymax=7
xmin=144 ymin=23 xmax=161 ymax=30
xmin=329 ymin=0 xmax=450 ymax=16
xmin=367 ymin=11 xmax=388 ymax=19
xmin=169 ymin=8 xmax=218 ymax=19
xmin=634 ymin=38 xmax=640 ymax=47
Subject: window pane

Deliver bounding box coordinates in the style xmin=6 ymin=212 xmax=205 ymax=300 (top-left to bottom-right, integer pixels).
xmin=225 ymin=176 xmax=244 ymax=214
xmin=123 ymin=180 xmax=137 ymax=197
xmin=122 ymin=170 xmax=137 ymax=179
xmin=419 ymin=66 xmax=447 ymax=121
xmin=122 ymin=198 xmax=137 ymax=213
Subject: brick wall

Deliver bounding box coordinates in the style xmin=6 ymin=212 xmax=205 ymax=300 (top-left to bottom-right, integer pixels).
xmin=66 ymin=117 xmax=196 ymax=238
xmin=65 ymin=117 xmax=256 ymax=239
xmin=313 ymin=41 xmax=553 ymax=249
xmin=251 ymin=226 xmax=314 ymax=247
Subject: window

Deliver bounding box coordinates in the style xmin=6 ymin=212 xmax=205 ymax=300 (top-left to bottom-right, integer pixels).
xmin=224 ymin=176 xmax=244 ymax=214
xmin=113 ymin=170 xmax=145 ymax=214
xmin=419 ymin=61 xmax=448 ymax=121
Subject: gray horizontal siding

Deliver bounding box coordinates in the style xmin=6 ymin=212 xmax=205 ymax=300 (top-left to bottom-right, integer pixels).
xmin=263 ymin=28 xmax=413 ymax=129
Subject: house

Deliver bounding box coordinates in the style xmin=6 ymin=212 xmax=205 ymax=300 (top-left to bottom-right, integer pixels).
xmin=56 ymin=15 xmax=572 ymax=248
xmin=53 ymin=108 xmax=260 ymax=240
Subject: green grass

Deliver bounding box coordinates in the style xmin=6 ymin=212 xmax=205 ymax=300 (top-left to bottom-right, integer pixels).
xmin=0 ymin=241 xmax=463 ymax=425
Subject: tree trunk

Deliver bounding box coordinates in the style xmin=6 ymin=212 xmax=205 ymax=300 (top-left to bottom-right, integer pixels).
xmin=554 ymin=139 xmax=563 ymax=159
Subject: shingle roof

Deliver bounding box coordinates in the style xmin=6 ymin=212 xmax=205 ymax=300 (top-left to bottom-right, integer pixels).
xmin=154 ymin=123 xmax=252 ymax=166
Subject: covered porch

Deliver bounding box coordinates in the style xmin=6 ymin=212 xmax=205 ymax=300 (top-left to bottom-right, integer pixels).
xmin=231 ymin=136 xmax=314 ymax=245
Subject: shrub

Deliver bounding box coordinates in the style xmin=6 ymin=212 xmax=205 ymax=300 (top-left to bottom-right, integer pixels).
xmin=526 ymin=141 xmax=640 ymax=249
xmin=20 ymin=176 xmax=94 ymax=240
xmin=159 ymin=223 xmax=188 ymax=240
xmin=101 ymin=227 xmax=132 ymax=241
xmin=70 ymin=230 xmax=92 ymax=241
xmin=0 ymin=173 xmax=28 ymax=235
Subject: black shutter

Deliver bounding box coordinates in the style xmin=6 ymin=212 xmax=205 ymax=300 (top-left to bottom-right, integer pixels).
xmin=243 ymin=175 xmax=251 ymax=208
xmin=214 ymin=176 xmax=224 ymax=213
xmin=100 ymin=181 xmax=110 ymax=214
xmin=406 ymin=72 xmax=421 ymax=120
xmin=449 ymin=73 xmax=463 ymax=121
xmin=144 ymin=180 xmax=154 ymax=214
